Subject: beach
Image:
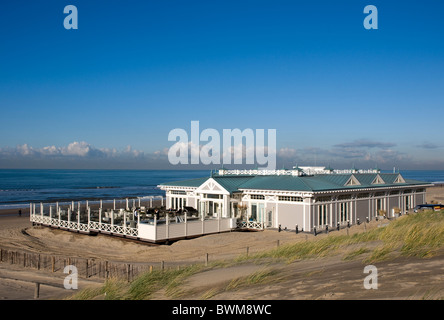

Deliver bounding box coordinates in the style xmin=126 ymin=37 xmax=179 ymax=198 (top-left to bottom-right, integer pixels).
xmin=0 ymin=185 xmax=443 ymax=300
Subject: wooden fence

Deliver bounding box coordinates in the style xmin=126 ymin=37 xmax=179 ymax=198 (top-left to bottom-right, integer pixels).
xmin=0 ymin=248 xmax=163 ymax=282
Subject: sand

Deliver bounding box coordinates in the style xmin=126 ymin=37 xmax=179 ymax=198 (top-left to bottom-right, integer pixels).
xmin=1 ymin=185 xmax=444 ymax=300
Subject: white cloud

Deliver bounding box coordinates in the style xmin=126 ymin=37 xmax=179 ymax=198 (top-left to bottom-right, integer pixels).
xmin=61 ymin=141 xmax=91 ymax=157
xmin=0 ymin=141 xmax=146 ymax=159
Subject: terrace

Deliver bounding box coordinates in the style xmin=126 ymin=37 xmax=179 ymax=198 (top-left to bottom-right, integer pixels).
xmin=29 ymin=198 xmax=237 ymax=244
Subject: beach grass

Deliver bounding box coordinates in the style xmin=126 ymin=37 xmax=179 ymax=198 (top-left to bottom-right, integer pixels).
xmin=244 ymin=210 xmax=444 ymax=263
xmin=69 ymin=210 xmax=444 ymax=300
xmin=68 ymin=264 xmax=205 ymax=300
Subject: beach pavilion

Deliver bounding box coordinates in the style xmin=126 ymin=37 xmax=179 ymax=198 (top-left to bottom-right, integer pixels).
xmin=158 ymin=166 xmax=432 ymax=232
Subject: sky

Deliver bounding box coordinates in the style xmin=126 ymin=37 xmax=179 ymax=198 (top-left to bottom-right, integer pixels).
xmin=0 ymin=0 xmax=443 ymax=170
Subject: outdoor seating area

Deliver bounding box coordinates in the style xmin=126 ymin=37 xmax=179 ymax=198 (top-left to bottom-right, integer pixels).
xmin=29 ymin=197 xmax=237 ymax=243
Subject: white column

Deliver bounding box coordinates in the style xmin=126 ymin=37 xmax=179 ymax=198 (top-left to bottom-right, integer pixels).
xmin=166 ymin=213 xmax=169 ymax=239
xmin=77 ymin=205 xmax=80 ymax=227
xmin=99 ymin=208 xmax=102 ymax=227
xmin=137 ymin=208 xmax=140 ymax=227
xmin=126 ymin=198 xmax=129 ymax=211
xmin=40 ymin=202 xmax=43 ymax=216
xmin=124 ymin=210 xmax=127 ymax=232
xmin=153 ymin=214 xmax=157 ymax=240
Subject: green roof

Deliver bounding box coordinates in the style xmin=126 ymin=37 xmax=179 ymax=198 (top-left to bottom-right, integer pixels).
xmin=160 ymin=176 xmax=209 ymax=188
xmin=159 ymin=173 xmax=430 ymax=193
xmin=213 ymin=176 xmax=256 ymax=193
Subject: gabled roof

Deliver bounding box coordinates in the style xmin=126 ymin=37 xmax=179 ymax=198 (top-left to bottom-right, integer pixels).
xmin=213 ymin=176 xmax=256 ymax=194
xmin=236 ymin=175 xmax=312 ymax=192
xmin=159 ymin=173 xmax=430 ymax=193
xmin=160 ymin=176 xmax=209 ymax=188
xmin=160 ymin=175 xmax=256 ymax=194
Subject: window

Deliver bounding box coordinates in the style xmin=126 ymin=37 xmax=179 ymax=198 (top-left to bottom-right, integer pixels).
xmin=376 ymin=199 xmax=383 ymax=211
xmin=319 ymin=204 xmax=328 ymax=226
xmin=278 ymin=196 xmax=303 ymax=202
xmin=404 ymin=194 xmax=412 ymax=210
xmin=338 ymin=194 xmax=352 ymax=200
xmin=357 ymin=193 xmax=370 ymax=199
xmin=204 ymin=194 xmax=222 ymax=199
xmin=316 ymin=196 xmax=331 ymax=202
xmin=250 ymin=195 xmax=265 ymax=200
xmin=340 ymin=202 xmax=349 ymax=223
xmin=171 ymin=190 xmax=186 ymax=195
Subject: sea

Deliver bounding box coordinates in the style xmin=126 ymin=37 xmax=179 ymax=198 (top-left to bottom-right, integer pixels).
xmin=0 ymin=169 xmax=443 ymax=209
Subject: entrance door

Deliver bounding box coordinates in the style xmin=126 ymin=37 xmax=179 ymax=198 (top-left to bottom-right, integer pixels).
xmin=251 ymin=204 xmax=257 ymax=221
xmin=258 ymin=203 xmax=265 ymax=223
xmin=267 ymin=210 xmax=273 ymax=227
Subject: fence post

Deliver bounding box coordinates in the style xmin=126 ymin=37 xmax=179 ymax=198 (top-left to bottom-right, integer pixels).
xmin=161 ymin=261 xmax=164 ymax=271
xmin=34 ymin=283 xmax=40 ymax=299
xmin=246 ymin=247 xmax=249 ymax=257
xmin=205 ymin=253 xmax=209 ymax=266
xmin=52 ymin=256 xmax=55 ymax=273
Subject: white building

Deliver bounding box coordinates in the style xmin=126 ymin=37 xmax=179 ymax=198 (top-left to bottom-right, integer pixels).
xmin=159 ymin=166 xmax=432 ymax=232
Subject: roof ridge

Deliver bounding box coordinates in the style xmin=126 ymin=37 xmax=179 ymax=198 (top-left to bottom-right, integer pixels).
xmin=296 ymin=175 xmax=315 ymax=191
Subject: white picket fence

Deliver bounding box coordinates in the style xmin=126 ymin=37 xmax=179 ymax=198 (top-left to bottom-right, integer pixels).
xmin=30 ymin=214 xmax=138 ymax=237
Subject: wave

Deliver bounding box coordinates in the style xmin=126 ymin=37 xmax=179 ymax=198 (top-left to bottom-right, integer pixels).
xmin=80 ymin=186 xmax=121 ymax=190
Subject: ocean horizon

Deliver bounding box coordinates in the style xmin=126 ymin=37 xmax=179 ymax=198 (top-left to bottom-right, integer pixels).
xmin=0 ymin=169 xmax=443 ymax=209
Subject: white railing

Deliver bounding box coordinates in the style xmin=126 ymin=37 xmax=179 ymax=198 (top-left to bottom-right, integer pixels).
xmin=31 ymin=213 xmax=237 ymax=242
xmin=30 ymin=214 xmax=138 ymax=237
xmin=237 ymin=221 xmax=264 ymax=230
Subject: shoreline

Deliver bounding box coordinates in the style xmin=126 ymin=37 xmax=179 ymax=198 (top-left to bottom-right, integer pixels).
xmin=1 ymin=184 xmax=443 ymax=215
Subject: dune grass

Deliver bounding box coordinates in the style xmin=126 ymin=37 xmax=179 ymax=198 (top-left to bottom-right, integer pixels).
xmin=68 ymin=264 xmax=205 ymax=300
xmin=247 ymin=210 xmax=444 ymax=263
xmin=69 ymin=210 xmax=444 ymax=300
xmin=200 ymin=268 xmax=278 ymax=300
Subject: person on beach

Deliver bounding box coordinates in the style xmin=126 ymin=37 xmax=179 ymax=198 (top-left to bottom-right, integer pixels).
xmin=18 ymin=209 xmax=22 ymax=217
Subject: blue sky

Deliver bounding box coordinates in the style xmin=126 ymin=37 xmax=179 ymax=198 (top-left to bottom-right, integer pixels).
xmin=0 ymin=0 xmax=443 ymax=169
